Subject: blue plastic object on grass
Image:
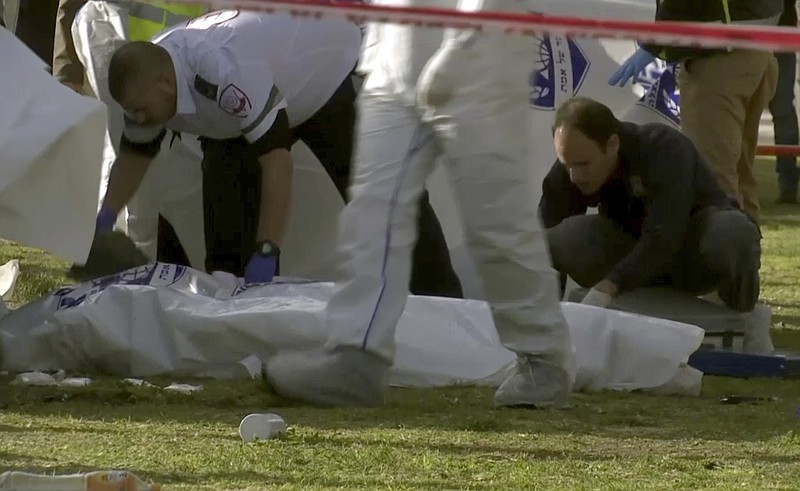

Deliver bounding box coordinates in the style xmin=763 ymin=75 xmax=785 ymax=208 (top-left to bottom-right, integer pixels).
xmin=688 ymin=349 xmax=800 ymax=378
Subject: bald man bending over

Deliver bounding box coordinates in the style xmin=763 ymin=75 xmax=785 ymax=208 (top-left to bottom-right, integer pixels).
xmin=96 ymin=9 xmax=463 ymax=295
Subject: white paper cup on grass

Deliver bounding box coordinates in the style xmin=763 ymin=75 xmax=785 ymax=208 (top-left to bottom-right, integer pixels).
xmin=239 ymin=413 xmax=287 ymax=442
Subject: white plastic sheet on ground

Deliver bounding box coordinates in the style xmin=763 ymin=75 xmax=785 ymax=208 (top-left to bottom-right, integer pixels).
xmin=0 ymin=27 xmax=106 ymax=264
xmin=0 ymin=264 xmax=704 ymax=394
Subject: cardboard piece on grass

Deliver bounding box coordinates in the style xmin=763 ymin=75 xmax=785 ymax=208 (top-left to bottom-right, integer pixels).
xmin=567 ymin=286 xmax=775 ymax=355
xmin=9 ymin=371 xmax=93 ymax=387
xmin=163 ymin=383 xmax=203 ymax=394
xmin=0 ymin=470 xmax=161 ymax=491
xmin=123 ymin=378 xmax=158 ymax=388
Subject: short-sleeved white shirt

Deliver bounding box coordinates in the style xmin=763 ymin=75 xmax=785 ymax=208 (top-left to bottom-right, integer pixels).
xmin=123 ymin=10 xmax=363 ymax=146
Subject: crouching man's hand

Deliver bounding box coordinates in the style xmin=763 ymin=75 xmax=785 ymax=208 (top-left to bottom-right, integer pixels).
xmin=581 ymin=280 xmax=618 ymax=308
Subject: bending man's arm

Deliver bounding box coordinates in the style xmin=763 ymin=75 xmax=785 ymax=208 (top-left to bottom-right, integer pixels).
xmin=241 ymin=93 xmax=294 ymax=247
xmin=242 ymin=105 xmax=294 ymax=284
xmin=220 ymin=60 xmax=294 ymax=282
xmin=255 ymin=147 xmax=293 ymax=246
xmin=100 ymin=130 xmax=166 ymax=217
xmin=603 ymin=135 xmax=696 ymax=295
xmin=539 ymin=160 xmax=588 ymax=229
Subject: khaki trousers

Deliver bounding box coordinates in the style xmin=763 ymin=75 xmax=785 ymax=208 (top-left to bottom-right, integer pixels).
xmin=679 ymin=50 xmax=778 ymax=222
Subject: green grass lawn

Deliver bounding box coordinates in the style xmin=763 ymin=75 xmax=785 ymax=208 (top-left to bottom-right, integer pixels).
xmin=1 ymin=160 xmax=799 ymax=490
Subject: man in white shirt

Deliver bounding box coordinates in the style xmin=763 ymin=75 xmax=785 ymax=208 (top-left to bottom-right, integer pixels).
xmin=263 ymin=0 xmax=575 ymax=408
xmin=99 ymin=9 xmax=462 ymax=292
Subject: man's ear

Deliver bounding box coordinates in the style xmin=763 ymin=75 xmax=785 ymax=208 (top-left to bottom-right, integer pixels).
xmin=606 ymin=133 xmax=620 ymax=157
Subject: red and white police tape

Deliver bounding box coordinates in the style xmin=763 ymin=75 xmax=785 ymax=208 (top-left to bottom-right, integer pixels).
xmin=171 ymin=0 xmax=800 ymax=52
xmin=757 ymin=145 xmax=800 ymax=157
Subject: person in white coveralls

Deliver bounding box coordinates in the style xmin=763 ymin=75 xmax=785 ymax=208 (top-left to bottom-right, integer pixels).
xmin=61 ymin=0 xmax=209 ymax=271
xmin=264 ymin=0 xmax=576 ymax=408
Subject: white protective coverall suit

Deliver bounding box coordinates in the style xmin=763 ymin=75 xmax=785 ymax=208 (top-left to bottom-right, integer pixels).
xmin=265 ymin=0 xmax=576 ymax=408
xmin=71 ymin=0 xmax=206 ymax=269
xmin=1 ymin=0 xmax=18 ymax=32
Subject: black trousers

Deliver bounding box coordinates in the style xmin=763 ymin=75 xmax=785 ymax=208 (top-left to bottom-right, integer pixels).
xmin=156 ymin=215 xmax=190 ymax=266
xmin=13 ymin=0 xmax=59 ymax=68
xmin=546 ymin=208 xmax=762 ymax=312
xmin=200 ymin=76 xmax=464 ymax=298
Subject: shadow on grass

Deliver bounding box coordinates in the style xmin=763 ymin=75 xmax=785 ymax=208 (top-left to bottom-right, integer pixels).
xmin=2 ymin=441 xmax=798 ymax=488
xmin=3 ymin=377 xmax=799 ymax=448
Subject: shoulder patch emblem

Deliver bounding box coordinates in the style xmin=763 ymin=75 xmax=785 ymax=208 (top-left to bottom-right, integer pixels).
xmin=219 ymin=84 xmax=251 ymax=118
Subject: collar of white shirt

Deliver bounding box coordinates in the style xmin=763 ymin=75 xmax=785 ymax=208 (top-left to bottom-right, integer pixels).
xmin=164 ymin=45 xmax=197 ymax=116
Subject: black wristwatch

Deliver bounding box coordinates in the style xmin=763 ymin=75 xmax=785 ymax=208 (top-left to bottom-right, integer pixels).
xmin=256 ymin=240 xmax=281 ymax=257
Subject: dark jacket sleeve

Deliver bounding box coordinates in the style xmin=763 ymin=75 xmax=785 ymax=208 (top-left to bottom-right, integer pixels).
xmin=53 ymin=0 xmax=88 ymax=87
xmin=538 ymin=161 xmax=587 ymax=229
xmin=604 ymin=132 xmax=696 ymax=292
xmin=640 ymin=0 xmax=728 ymax=62
xmin=641 ymin=0 xmax=782 ymax=62
xmin=779 ymin=0 xmax=798 ymax=27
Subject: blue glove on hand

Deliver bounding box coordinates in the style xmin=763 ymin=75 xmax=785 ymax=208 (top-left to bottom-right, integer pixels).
xmin=608 ymin=48 xmax=656 ymax=87
xmin=244 ymin=252 xmax=277 ymax=284
xmin=96 ymin=205 xmax=117 ymax=233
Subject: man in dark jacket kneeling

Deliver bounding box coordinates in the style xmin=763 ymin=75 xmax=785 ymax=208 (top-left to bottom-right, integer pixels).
xmin=540 ymin=97 xmax=761 ymax=313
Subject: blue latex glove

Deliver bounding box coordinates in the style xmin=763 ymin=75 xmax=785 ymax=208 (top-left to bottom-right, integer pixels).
xmin=608 ymin=48 xmax=656 ymax=87
xmin=96 ymin=205 xmax=117 ymax=233
xmin=244 ymin=252 xmax=277 ymax=284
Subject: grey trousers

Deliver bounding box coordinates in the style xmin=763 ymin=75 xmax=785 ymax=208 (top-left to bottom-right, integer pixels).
xmin=546 ymin=208 xmax=762 ymax=312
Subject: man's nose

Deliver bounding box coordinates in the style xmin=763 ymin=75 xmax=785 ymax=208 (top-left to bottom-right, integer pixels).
xmin=569 ymin=169 xmax=590 ymax=188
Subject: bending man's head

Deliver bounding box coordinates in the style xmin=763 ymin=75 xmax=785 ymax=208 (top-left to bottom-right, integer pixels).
xmin=108 ymin=41 xmax=177 ymax=126
xmin=552 ymin=97 xmax=622 ymax=196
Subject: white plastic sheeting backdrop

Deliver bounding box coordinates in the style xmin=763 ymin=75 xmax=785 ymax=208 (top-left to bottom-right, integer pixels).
xmin=0 ymin=27 xmax=106 ymax=264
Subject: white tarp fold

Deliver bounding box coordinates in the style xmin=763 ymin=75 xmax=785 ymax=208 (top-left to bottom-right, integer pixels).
xmin=0 ymin=27 xmax=106 ymax=264
xmin=0 ymin=264 xmax=704 ymax=393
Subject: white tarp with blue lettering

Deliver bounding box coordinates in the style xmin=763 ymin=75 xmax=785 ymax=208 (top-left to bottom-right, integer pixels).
xmin=0 ymin=263 xmax=704 ymax=393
